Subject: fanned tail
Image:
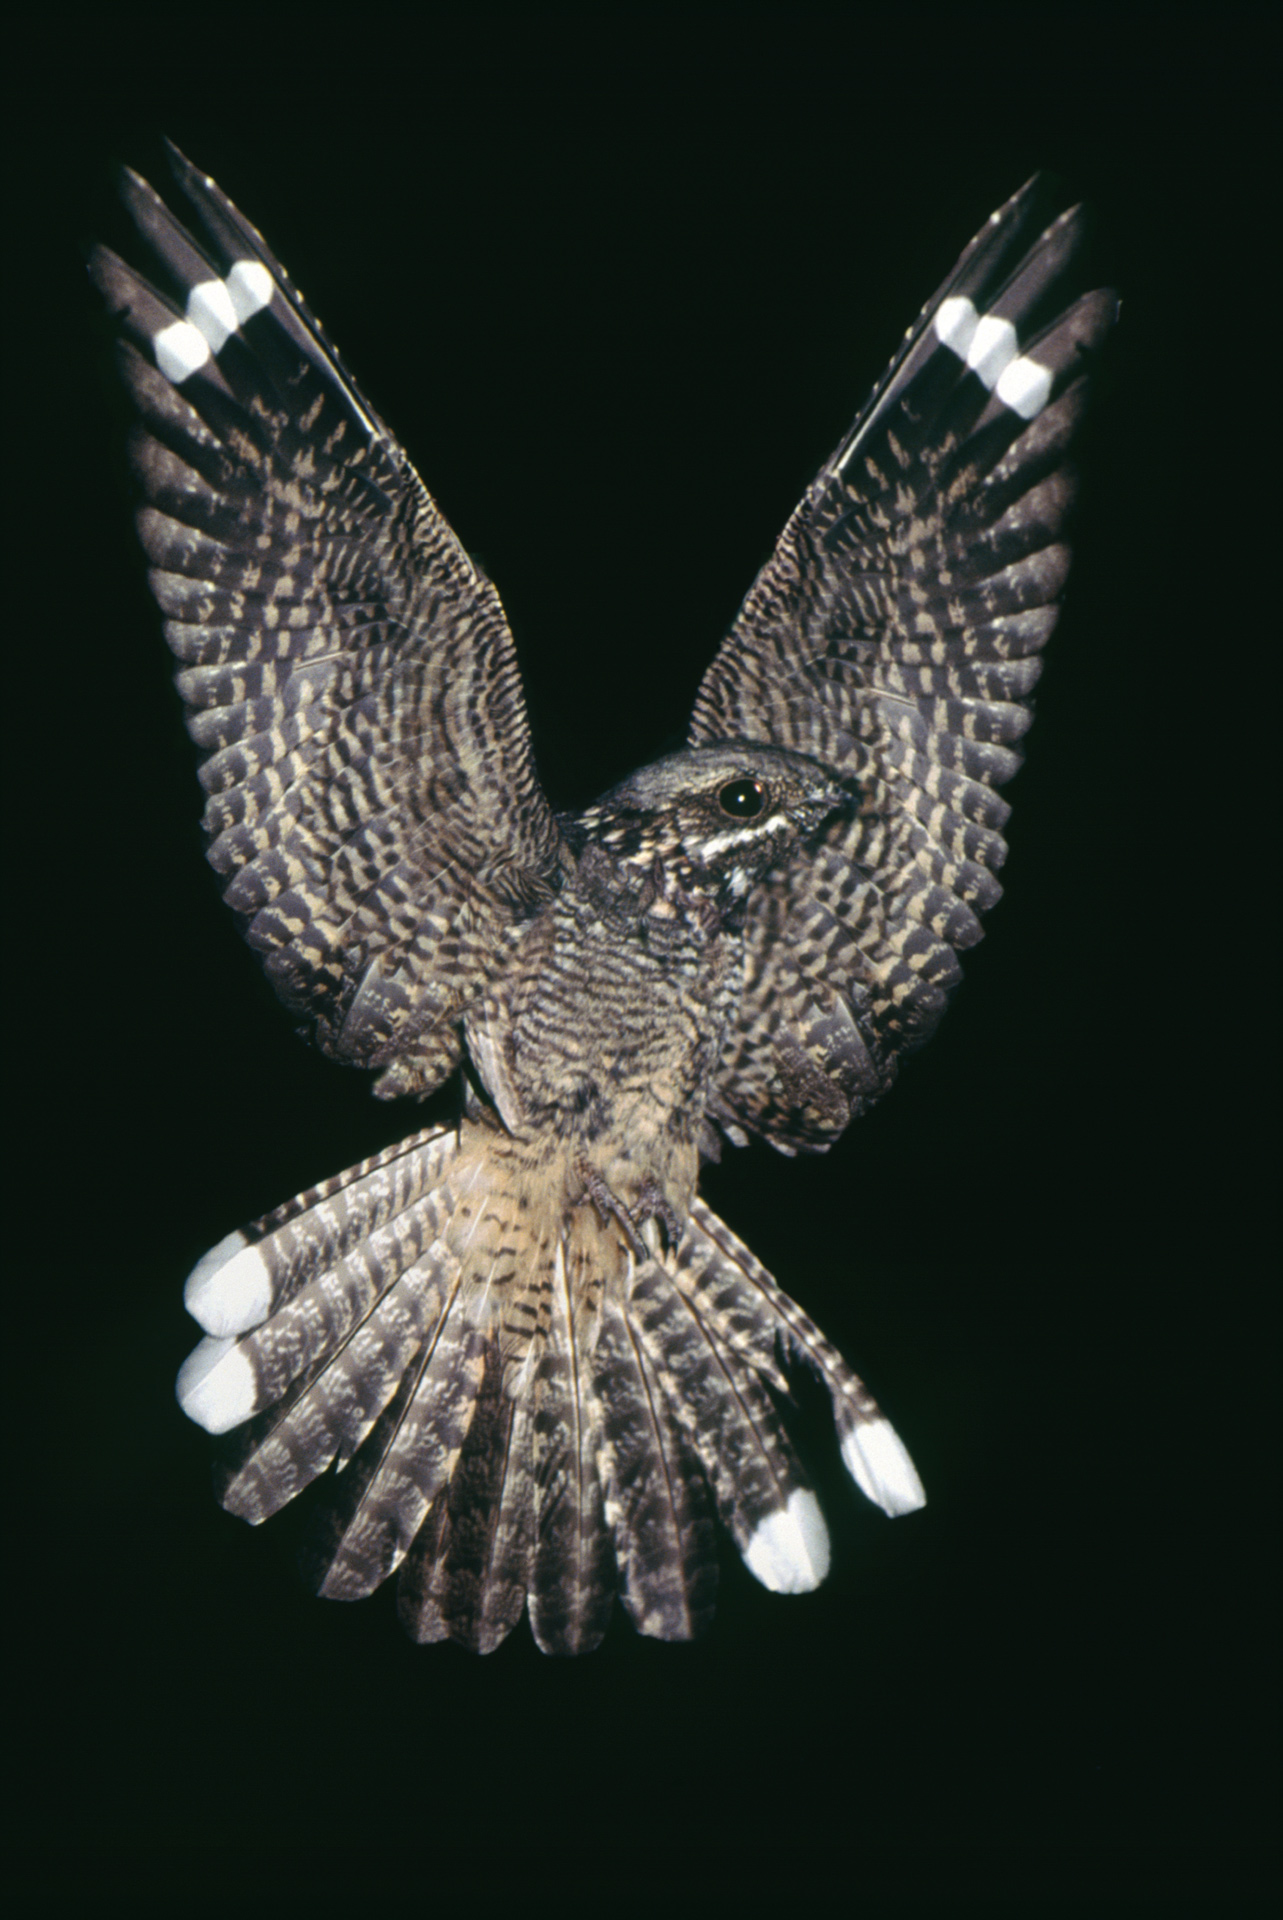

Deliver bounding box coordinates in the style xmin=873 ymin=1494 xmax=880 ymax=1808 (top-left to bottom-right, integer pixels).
xmin=176 ymin=1123 xmax=922 ymax=1650
xmin=527 ymin=1246 xmax=615 ymax=1655
xmin=684 ymin=1200 xmax=927 ymax=1518
xmin=595 ymin=1270 xmax=718 ymax=1641
xmin=308 ymin=1278 xmax=486 ymax=1601
xmin=397 ymin=1344 xmax=536 ymax=1653
xmin=631 ymin=1257 xmax=830 ymax=1594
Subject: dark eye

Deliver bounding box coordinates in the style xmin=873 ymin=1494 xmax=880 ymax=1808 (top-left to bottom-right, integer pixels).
xmin=718 ymin=778 xmax=766 ymax=818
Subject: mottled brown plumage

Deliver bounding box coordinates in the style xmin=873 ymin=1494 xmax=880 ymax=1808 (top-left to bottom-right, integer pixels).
xmin=93 ymin=150 xmax=1113 ymax=1651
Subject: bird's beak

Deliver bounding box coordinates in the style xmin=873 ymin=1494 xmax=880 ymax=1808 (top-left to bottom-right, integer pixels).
xmin=799 ymin=783 xmax=849 ymax=832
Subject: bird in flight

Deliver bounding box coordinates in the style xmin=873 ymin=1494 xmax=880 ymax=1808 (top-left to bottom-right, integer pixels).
xmin=93 ymin=149 xmax=1114 ymax=1653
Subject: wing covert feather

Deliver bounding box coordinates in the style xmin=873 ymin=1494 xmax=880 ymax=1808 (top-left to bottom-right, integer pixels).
xmin=691 ymin=181 xmax=1115 ymax=1151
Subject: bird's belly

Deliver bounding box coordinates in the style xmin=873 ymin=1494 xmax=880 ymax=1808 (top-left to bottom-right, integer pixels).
xmin=498 ymin=912 xmax=733 ymax=1222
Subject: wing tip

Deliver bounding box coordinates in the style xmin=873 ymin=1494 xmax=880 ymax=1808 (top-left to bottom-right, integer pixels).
xmin=163 ymin=137 xmax=205 ymax=193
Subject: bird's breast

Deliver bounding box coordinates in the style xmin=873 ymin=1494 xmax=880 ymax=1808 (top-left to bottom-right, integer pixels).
xmin=478 ymin=888 xmax=742 ymax=1217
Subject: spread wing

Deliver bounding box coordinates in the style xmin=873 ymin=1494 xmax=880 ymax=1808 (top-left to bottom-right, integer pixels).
xmin=690 ymin=179 xmax=1116 ymax=1152
xmin=92 ymin=147 xmax=562 ymax=1098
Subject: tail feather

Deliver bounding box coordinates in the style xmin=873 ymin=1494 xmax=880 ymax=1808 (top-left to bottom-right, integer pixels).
xmin=174 ymin=1123 xmax=923 ymax=1646
xmin=310 ymin=1276 xmax=487 ymax=1601
xmin=669 ymin=1219 xmax=791 ymax=1394
xmin=183 ymin=1124 xmax=456 ymax=1338
xmin=529 ymin=1245 xmax=614 ymax=1657
xmin=631 ymin=1259 xmax=831 ymax=1596
xmin=215 ymin=1254 xmax=450 ymax=1524
xmin=595 ymin=1273 xmax=718 ymax=1641
xmin=397 ymin=1344 xmax=536 ymax=1654
xmin=688 ymin=1201 xmax=926 ymax=1518
xmin=176 ymin=1179 xmax=463 ymax=1437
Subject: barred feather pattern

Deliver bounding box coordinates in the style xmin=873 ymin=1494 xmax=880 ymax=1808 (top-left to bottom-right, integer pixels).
xmin=96 ymin=158 xmax=1112 ymax=1652
xmin=397 ymin=1347 xmax=536 ymax=1653
xmin=691 ymin=179 xmax=1116 ymax=1149
xmin=89 ymin=148 xmax=562 ymax=1097
xmin=181 ymin=1122 xmax=921 ymax=1648
xmin=595 ymin=1279 xmax=719 ymax=1641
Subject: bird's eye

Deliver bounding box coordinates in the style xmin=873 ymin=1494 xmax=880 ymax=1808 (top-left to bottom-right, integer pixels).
xmin=718 ymin=778 xmax=766 ymax=818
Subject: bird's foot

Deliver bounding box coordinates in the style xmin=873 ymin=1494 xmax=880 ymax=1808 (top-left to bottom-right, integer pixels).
xmin=631 ymin=1179 xmax=685 ymax=1256
xmin=575 ymin=1159 xmax=649 ymax=1262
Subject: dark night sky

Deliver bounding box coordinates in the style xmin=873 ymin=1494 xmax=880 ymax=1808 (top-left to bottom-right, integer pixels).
xmin=12 ymin=8 xmax=1275 ymax=1915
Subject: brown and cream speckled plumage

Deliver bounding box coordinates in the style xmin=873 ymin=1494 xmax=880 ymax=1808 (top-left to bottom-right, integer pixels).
xmin=93 ymin=148 xmax=1114 ymax=1652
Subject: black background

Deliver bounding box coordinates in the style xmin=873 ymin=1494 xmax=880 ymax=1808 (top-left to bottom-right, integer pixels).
xmin=12 ymin=7 xmax=1275 ymax=1915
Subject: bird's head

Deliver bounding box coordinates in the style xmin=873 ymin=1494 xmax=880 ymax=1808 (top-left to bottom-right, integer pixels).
xmin=571 ymin=743 xmax=848 ymax=901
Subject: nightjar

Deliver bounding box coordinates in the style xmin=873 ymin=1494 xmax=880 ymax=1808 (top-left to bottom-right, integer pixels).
xmin=92 ymin=149 xmax=1114 ymax=1652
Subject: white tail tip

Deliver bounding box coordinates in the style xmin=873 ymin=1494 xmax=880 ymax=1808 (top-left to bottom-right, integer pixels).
xmin=841 ymin=1419 xmax=927 ymax=1516
xmin=743 ymin=1488 xmax=832 ymax=1594
xmin=176 ymin=1334 xmax=257 ymax=1434
xmin=183 ymin=1231 xmax=273 ymax=1337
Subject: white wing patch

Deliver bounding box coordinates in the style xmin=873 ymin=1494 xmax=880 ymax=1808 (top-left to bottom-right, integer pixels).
xmin=224 ymin=259 xmax=274 ymax=323
xmin=934 ymin=293 xmax=1054 ymax=420
xmin=153 ymin=318 xmax=211 ymax=383
xmin=152 ymin=259 xmax=275 ymax=383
